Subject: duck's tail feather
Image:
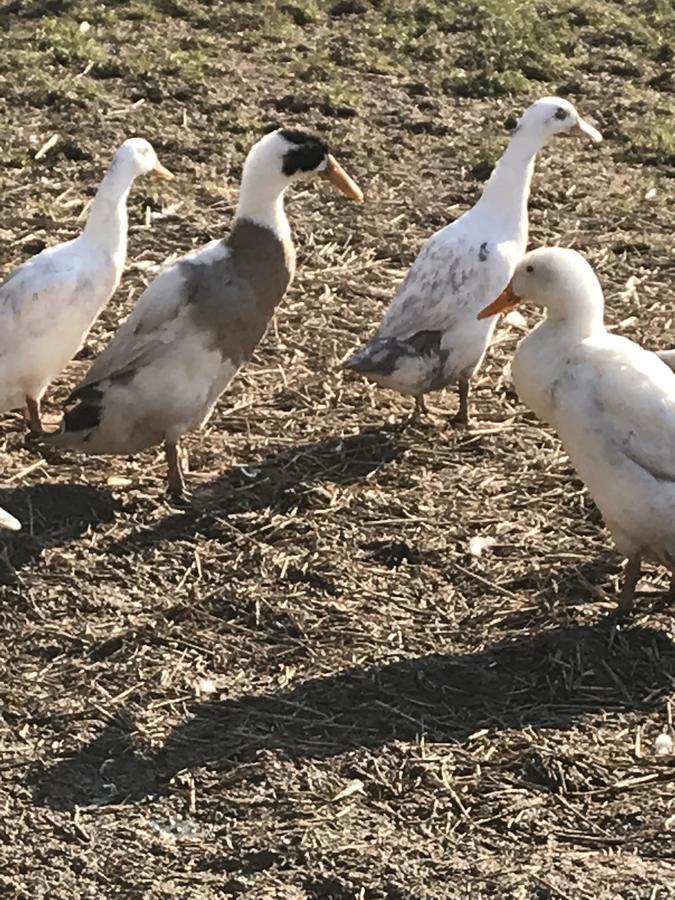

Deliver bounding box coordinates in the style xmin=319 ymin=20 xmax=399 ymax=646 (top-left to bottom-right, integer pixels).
xmin=41 ymin=384 xmax=103 ymax=448
xmin=343 ymin=338 xmax=404 ymax=376
xmin=344 ymin=330 xmax=443 ymax=376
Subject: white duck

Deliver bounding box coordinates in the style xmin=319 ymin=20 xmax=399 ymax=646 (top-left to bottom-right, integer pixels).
xmin=46 ymin=128 xmax=363 ymax=498
xmin=0 ymin=506 xmax=20 ymax=530
xmin=478 ymin=247 xmax=675 ymax=614
xmin=0 ymin=138 xmax=173 ymax=434
xmin=344 ymin=97 xmax=602 ymax=424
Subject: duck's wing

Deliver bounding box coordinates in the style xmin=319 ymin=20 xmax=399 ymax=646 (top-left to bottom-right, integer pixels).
xmin=559 ymin=335 xmax=675 ymax=483
xmin=0 ymin=247 xmax=82 ymax=352
xmin=376 ymin=224 xmax=506 ymax=338
xmin=345 ymin=225 xmax=507 ymax=384
xmin=70 ymin=240 xmax=228 ymax=399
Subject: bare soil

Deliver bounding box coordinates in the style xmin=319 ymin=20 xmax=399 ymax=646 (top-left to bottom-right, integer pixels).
xmin=1 ymin=1 xmax=675 ymax=897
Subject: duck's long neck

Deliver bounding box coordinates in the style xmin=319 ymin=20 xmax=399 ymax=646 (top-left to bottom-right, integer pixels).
xmin=82 ymin=160 xmax=135 ymax=255
xmin=545 ymin=291 xmax=607 ymax=343
xmin=475 ymin=130 xmax=544 ymax=236
xmin=235 ymin=166 xmax=291 ymax=241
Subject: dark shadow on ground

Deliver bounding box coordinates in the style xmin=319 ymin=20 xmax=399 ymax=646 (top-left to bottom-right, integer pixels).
xmin=0 ymin=0 xmax=74 ymax=21
xmin=199 ymin=423 xmax=402 ymax=509
xmin=35 ymin=619 xmax=675 ymax=810
xmin=104 ymin=426 xmax=403 ymax=553
xmin=498 ymin=551 xmax=674 ymax=623
xmin=0 ymin=483 xmax=118 ymax=579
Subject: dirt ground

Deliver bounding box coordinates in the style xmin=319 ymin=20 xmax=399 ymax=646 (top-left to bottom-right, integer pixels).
xmin=1 ymin=1 xmax=675 ymax=897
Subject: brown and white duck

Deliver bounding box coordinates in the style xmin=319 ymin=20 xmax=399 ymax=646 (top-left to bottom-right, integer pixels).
xmin=46 ymin=128 xmax=363 ymax=497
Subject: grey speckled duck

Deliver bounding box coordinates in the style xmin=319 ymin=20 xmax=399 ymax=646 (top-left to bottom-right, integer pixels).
xmin=46 ymin=128 xmax=363 ymax=497
xmin=344 ymin=97 xmax=602 ymax=425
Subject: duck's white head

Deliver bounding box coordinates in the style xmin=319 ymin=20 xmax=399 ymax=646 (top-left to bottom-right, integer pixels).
xmin=113 ymin=138 xmax=174 ymax=181
xmin=514 ymin=97 xmax=602 ymax=146
xmin=236 ymin=128 xmax=362 ymax=236
xmin=241 ymin=128 xmax=362 ymax=200
xmin=478 ymin=247 xmax=605 ymax=332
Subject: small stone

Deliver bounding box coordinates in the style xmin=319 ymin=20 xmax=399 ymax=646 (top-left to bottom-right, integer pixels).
xmin=195 ymin=676 xmax=217 ymax=697
xmin=655 ymin=733 xmax=673 ymax=756
xmin=468 ymin=535 xmax=496 ymax=558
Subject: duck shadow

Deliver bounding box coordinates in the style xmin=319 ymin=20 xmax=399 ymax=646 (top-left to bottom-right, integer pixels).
xmin=106 ymin=425 xmax=403 ymax=553
xmin=35 ymin=619 xmax=675 ymax=810
xmin=0 ymin=483 xmax=118 ymax=579
xmin=200 ymin=423 xmax=402 ymax=508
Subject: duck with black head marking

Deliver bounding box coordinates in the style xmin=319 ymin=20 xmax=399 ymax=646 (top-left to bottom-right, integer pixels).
xmin=344 ymin=96 xmax=601 ymax=426
xmin=45 ymin=128 xmax=363 ymax=498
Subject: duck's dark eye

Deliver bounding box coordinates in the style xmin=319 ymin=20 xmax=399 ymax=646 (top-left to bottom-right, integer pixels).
xmin=526 ymin=265 xmax=534 ymax=272
xmin=554 ymin=107 xmax=568 ymax=120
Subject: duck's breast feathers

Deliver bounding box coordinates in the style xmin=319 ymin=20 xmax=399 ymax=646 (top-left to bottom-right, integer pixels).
xmin=543 ymin=334 xmax=675 ymax=484
xmin=228 ymin=218 xmax=296 ymax=299
xmin=180 ymin=219 xmax=296 ymax=357
xmin=377 ymin=226 xmax=516 ymax=341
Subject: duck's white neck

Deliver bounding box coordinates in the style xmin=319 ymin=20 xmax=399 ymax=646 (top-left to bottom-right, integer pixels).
xmin=543 ymin=289 xmax=607 ymax=342
xmin=82 ymin=158 xmax=136 ymax=254
xmin=475 ymin=128 xmax=547 ymax=233
xmin=235 ymin=164 xmax=291 ymax=241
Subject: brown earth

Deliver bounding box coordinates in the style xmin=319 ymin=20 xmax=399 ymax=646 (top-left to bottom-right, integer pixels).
xmin=1 ymin=1 xmax=675 ymax=898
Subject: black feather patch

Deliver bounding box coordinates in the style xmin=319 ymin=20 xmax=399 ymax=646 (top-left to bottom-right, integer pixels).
xmin=406 ymin=330 xmax=443 ymax=355
xmin=63 ymin=383 xmax=103 ymax=432
xmin=345 ymin=331 xmax=443 ymax=376
xmin=279 ymin=129 xmax=329 ymax=176
xmin=64 ymin=401 xmax=101 ymax=433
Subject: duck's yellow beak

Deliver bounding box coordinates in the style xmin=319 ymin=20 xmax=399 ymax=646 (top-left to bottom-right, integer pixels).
xmin=319 ymin=154 xmax=363 ymax=201
xmin=573 ymin=117 xmax=603 ymax=144
xmin=477 ymin=282 xmax=521 ymax=319
xmin=151 ymin=161 xmax=175 ymax=181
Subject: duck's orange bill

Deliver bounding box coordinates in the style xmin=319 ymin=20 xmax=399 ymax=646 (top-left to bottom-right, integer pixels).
xmin=477 ymin=283 xmax=521 ymax=320
xmin=151 ymin=161 xmax=175 ymax=181
xmin=319 ymin=154 xmax=364 ymax=201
